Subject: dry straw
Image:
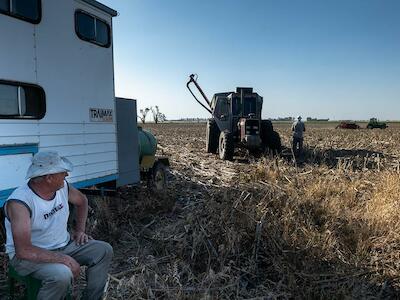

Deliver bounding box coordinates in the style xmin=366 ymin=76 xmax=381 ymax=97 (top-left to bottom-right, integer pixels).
xmin=2 ymin=123 xmax=400 ymax=298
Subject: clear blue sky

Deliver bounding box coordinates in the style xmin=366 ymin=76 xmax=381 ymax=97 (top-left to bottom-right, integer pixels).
xmin=100 ymin=0 xmax=400 ymax=121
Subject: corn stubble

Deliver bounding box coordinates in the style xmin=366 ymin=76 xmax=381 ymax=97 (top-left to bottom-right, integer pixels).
xmin=2 ymin=123 xmax=400 ymax=299
xmin=98 ymin=124 xmax=400 ymax=299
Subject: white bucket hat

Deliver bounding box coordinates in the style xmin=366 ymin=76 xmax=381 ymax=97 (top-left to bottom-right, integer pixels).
xmin=26 ymin=151 xmax=73 ymax=179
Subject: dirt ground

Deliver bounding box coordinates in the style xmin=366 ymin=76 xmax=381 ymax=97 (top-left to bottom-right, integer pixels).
xmin=2 ymin=121 xmax=400 ymax=299
xmin=103 ymin=122 xmax=400 ymax=299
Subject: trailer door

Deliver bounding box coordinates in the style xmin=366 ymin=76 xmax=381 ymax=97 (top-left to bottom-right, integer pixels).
xmin=115 ymin=97 xmax=140 ymax=187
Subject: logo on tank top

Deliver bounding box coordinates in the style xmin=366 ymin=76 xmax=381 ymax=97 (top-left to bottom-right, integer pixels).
xmin=43 ymin=203 xmax=64 ymax=220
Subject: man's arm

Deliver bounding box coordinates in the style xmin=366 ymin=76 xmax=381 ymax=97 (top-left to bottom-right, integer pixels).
xmin=68 ymin=185 xmax=91 ymax=245
xmin=7 ymin=201 xmax=80 ymax=277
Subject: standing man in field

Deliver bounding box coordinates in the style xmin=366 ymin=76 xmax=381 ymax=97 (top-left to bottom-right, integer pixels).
xmin=4 ymin=151 xmax=113 ymax=300
xmin=292 ymin=115 xmax=306 ymax=159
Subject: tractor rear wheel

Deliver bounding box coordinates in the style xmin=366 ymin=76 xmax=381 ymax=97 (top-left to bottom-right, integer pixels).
xmin=206 ymin=119 xmax=219 ymax=153
xmin=219 ymin=131 xmax=234 ymax=160
xmin=269 ymin=131 xmax=282 ymax=154
xmin=260 ymin=120 xmax=273 ymax=144
xmin=261 ymin=120 xmax=273 ymax=135
xmin=263 ymin=131 xmax=282 ymax=154
xmin=260 ymin=120 xmax=281 ymax=154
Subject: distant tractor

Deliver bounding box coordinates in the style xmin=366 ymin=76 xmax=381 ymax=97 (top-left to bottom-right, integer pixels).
xmin=336 ymin=121 xmax=360 ymax=129
xmin=186 ymin=74 xmax=281 ymax=160
xmin=367 ymin=118 xmax=387 ymax=129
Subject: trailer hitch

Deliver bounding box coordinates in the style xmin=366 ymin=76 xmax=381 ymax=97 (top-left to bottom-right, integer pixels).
xmin=186 ymin=74 xmax=212 ymax=114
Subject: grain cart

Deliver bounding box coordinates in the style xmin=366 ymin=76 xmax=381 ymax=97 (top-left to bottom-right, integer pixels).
xmin=335 ymin=121 xmax=360 ymax=129
xmin=186 ymin=74 xmax=281 ymax=160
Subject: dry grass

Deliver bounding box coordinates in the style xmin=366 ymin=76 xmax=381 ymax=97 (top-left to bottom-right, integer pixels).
xmin=2 ymin=122 xmax=400 ymax=299
xmin=92 ymin=123 xmax=400 ymax=299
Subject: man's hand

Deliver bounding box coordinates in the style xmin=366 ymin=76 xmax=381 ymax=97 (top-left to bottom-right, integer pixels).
xmin=61 ymin=255 xmax=81 ymax=278
xmin=72 ymin=231 xmax=93 ymax=245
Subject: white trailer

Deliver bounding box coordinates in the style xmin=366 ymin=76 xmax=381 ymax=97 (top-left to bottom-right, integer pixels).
xmin=0 ymin=0 xmax=139 ymax=206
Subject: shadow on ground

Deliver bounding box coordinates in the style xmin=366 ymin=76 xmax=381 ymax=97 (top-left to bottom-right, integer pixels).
xmin=281 ymin=146 xmax=387 ymax=170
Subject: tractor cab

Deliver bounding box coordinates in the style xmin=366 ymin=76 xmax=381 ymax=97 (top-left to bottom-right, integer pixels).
xmin=211 ymin=88 xmax=263 ymax=141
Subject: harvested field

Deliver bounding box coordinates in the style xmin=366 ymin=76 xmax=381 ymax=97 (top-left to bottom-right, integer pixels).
xmin=2 ymin=122 xmax=400 ymax=299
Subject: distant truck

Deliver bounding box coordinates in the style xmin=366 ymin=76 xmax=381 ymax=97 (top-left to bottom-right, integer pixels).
xmin=336 ymin=121 xmax=360 ymax=129
xmin=367 ymin=118 xmax=387 ymax=129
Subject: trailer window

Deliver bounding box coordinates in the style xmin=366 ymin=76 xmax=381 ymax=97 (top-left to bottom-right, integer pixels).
xmin=96 ymin=19 xmax=109 ymax=46
xmin=0 ymin=0 xmax=41 ymax=24
xmin=0 ymin=81 xmax=45 ymax=119
xmin=75 ymin=11 xmax=111 ymax=47
xmin=76 ymin=12 xmax=95 ymax=40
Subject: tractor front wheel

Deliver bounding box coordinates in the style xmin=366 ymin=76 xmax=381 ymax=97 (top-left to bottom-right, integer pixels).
xmin=219 ymin=131 xmax=234 ymax=160
xmin=206 ymin=119 xmax=219 ymax=153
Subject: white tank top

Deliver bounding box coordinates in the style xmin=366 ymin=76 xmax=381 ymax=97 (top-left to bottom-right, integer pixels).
xmin=4 ymin=181 xmax=70 ymax=259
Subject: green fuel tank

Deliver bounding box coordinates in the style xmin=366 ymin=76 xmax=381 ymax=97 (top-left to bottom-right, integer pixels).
xmin=138 ymin=126 xmax=157 ymax=161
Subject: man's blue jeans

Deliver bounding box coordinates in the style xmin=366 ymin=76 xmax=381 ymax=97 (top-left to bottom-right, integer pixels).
xmin=10 ymin=239 xmax=113 ymax=300
xmin=292 ymin=136 xmax=303 ymax=158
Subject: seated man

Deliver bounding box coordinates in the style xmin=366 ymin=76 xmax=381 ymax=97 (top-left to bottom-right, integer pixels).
xmin=4 ymin=151 xmax=113 ymax=300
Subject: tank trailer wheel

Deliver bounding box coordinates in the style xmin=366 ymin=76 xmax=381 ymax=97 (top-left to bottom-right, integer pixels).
xmin=218 ymin=131 xmax=234 ymax=160
xmin=206 ymin=119 xmax=219 ymax=153
xmin=149 ymin=162 xmax=168 ymax=191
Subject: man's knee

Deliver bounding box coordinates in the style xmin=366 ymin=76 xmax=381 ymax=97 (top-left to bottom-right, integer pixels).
xmin=44 ymin=264 xmax=73 ymax=287
xmin=90 ymin=240 xmax=113 ymax=262
xmin=36 ymin=264 xmax=72 ymax=299
xmin=101 ymin=241 xmax=113 ymax=260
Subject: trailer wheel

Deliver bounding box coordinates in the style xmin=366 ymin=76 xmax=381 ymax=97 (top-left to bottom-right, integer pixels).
xmin=219 ymin=131 xmax=234 ymax=160
xmin=149 ymin=162 xmax=168 ymax=191
xmin=206 ymin=119 xmax=219 ymax=153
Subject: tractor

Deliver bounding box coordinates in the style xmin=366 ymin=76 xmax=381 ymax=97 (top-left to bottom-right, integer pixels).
xmin=186 ymin=74 xmax=281 ymax=160
xmin=367 ymin=118 xmax=387 ymax=129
